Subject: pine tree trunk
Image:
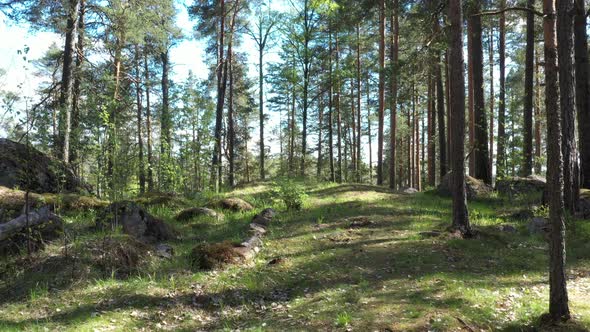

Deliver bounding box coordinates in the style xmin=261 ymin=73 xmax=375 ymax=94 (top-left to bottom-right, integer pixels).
xmin=389 ymin=0 xmax=399 ymax=189
xmin=228 ymin=49 xmax=235 ymax=187
xmin=367 ymin=78 xmax=373 ymax=183
xmin=497 ymin=0 xmax=507 ymax=179
xmin=427 ymin=74 xmax=435 ymax=187
xmin=59 ymin=0 xmax=81 ymax=164
xmin=470 ymin=6 xmax=490 ymax=184
xmin=377 ymin=0 xmax=386 ymax=185
xmin=448 ymin=0 xmax=471 ymax=237
xmin=488 ymin=26 xmax=495 ymax=179
xmin=144 ymin=53 xmax=154 ymax=192
xmin=467 ymin=19 xmax=475 ymax=177
xmin=557 ymin=0 xmax=579 ymax=212
xmin=135 ymin=45 xmax=145 ymax=194
xmin=437 ymin=53 xmax=447 ymax=180
xmin=535 ymin=53 xmax=543 ymax=174
xmin=574 ymin=0 xmax=590 ymax=189
xmin=317 ymin=92 xmax=323 ymax=179
xmin=212 ymin=0 xmax=226 ymax=192
xmin=71 ymin=0 xmax=84 ymax=173
xmin=160 ymin=49 xmax=171 ymax=168
xmin=336 ymin=33 xmax=343 ymax=183
xmin=356 ymin=24 xmax=362 ymax=183
xmin=329 ymin=31 xmax=335 ymax=182
xmin=258 ymin=43 xmax=265 ymax=180
xmin=523 ymin=0 xmax=535 ymax=177
xmin=543 ymin=0 xmax=570 ymax=321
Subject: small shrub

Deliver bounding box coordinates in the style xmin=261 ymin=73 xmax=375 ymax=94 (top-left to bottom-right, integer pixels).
xmin=335 ymin=311 xmax=352 ymax=327
xmin=275 ymin=179 xmax=307 ymax=211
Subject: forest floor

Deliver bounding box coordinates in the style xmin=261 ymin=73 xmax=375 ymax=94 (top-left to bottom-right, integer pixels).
xmin=1 ymin=182 xmax=590 ymax=331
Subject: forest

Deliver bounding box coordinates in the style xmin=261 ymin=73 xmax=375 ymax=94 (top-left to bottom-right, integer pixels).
xmin=0 ymin=0 xmax=589 ymax=330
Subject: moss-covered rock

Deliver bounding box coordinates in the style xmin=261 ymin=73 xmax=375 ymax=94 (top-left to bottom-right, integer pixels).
xmin=0 ymin=138 xmax=90 ymax=193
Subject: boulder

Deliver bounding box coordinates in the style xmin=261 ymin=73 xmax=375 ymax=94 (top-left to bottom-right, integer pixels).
xmin=0 ymin=138 xmax=89 ymax=194
xmin=496 ymin=175 xmax=546 ymax=199
xmin=497 ymin=224 xmax=517 ymax=233
xmin=251 ymin=208 xmax=276 ymax=227
xmin=437 ymin=172 xmax=493 ymax=200
xmin=528 ymin=217 xmax=550 ymax=235
xmin=96 ymin=201 xmax=175 ymax=243
xmin=175 ymin=207 xmax=223 ymax=222
xmin=401 ymin=187 xmax=419 ymax=194
xmin=209 ymin=198 xmax=253 ymax=212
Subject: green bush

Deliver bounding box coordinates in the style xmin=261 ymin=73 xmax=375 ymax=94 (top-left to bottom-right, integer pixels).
xmin=275 ymin=179 xmax=307 ymax=210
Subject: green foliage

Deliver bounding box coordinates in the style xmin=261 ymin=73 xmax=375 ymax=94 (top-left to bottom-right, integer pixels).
xmin=532 ymin=205 xmax=549 ymax=219
xmin=274 ymin=178 xmax=307 ymax=210
xmin=335 ymin=311 xmax=352 ymax=327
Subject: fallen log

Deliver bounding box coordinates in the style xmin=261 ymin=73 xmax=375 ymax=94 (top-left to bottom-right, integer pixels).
xmin=0 ymin=206 xmax=61 ymax=242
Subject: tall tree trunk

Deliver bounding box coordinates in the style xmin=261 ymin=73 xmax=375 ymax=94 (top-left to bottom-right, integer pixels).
xmin=407 ymin=107 xmax=412 ymax=188
xmin=258 ymin=35 xmax=265 ymax=180
xmin=437 ymin=53 xmax=447 ymax=179
xmin=389 ymin=0 xmax=399 ymax=189
xmin=467 ymin=19 xmax=475 ymax=177
xmin=523 ymin=0 xmax=535 ymax=176
xmin=367 ymin=78 xmax=373 ymax=183
xmin=543 ymin=0 xmax=570 ymax=321
xmin=317 ymin=93 xmax=323 ymax=179
xmin=160 ymin=48 xmax=171 ymax=168
xmin=135 ymin=45 xmax=145 ymax=194
xmin=557 ymin=0 xmax=578 ymax=211
xmin=427 ymin=74 xmax=436 ymax=187
xmin=59 ymin=0 xmax=81 ymax=164
xmin=300 ymin=0 xmax=312 ymax=177
xmin=350 ymin=79 xmax=357 ymax=176
xmin=144 ymin=53 xmax=154 ymax=192
xmin=448 ymin=0 xmax=471 ymax=237
xmin=488 ymin=26 xmax=495 ymax=179
xmin=414 ymin=88 xmax=421 ymax=191
xmin=535 ymin=55 xmax=543 ymax=174
xmin=497 ymin=0 xmax=507 ymax=178
xmin=329 ymin=31 xmax=335 ymax=182
xmin=336 ymin=33 xmax=343 ymax=183
xmin=377 ymin=0 xmax=386 ymax=185
xmin=71 ymin=0 xmax=84 ymax=172
xmin=212 ymin=0 xmax=226 ymax=192
xmin=574 ymin=0 xmax=590 ymax=189
xmin=356 ymin=24 xmax=362 ymax=183
xmin=228 ymin=50 xmax=235 ymax=187
xmin=470 ymin=5 xmax=490 ymax=184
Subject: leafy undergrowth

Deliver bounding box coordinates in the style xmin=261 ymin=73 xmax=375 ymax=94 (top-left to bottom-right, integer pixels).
xmin=0 ymin=182 xmax=589 ymax=331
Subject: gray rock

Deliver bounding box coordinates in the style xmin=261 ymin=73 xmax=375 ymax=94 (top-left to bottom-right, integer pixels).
xmin=527 ymin=217 xmax=549 ymax=235
xmin=155 ymin=244 xmax=174 ymax=258
xmin=437 ymin=172 xmax=493 ymax=200
xmin=252 ymin=208 xmax=276 ymax=227
xmin=401 ymin=187 xmax=419 ymax=194
xmin=176 ymin=207 xmax=223 ymax=222
xmin=496 ymin=175 xmax=546 ymax=199
xmin=209 ymin=198 xmax=254 ymax=212
xmin=0 ymin=138 xmax=90 ymax=193
xmin=96 ymin=201 xmax=175 ymax=243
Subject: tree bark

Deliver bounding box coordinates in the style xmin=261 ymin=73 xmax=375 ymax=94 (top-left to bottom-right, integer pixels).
xmin=336 ymin=33 xmax=343 ymax=183
xmin=574 ymin=0 xmax=590 ymax=189
xmin=470 ymin=5 xmax=490 ymax=184
xmin=356 ymin=24 xmax=362 ymax=183
xmin=557 ymin=0 xmax=579 ymax=211
xmin=467 ymin=18 xmax=475 ymax=178
xmin=70 ymin=0 xmax=85 ymax=172
xmin=59 ymin=0 xmax=81 ymax=165
xmin=437 ymin=53 xmax=447 ymax=180
xmin=389 ymin=0 xmax=399 ymax=189
xmin=135 ymin=45 xmax=145 ymax=194
xmin=523 ymin=0 xmax=535 ymax=177
xmin=328 ymin=31 xmax=335 ymax=182
xmin=377 ymin=0 xmax=386 ymax=185
xmin=427 ymin=74 xmax=435 ymax=187
xmin=144 ymin=53 xmax=154 ymax=192
xmin=543 ymin=0 xmax=570 ymax=321
xmin=488 ymin=26 xmax=495 ymax=179
xmin=228 ymin=49 xmax=235 ymax=187
xmin=449 ymin=0 xmax=472 ymax=237
xmin=497 ymin=0 xmax=507 ymax=178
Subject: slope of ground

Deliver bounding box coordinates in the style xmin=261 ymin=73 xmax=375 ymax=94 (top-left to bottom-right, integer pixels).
xmin=0 ymin=182 xmax=589 ymax=331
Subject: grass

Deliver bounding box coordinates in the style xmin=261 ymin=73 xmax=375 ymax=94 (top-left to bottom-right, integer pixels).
xmin=0 ymin=181 xmax=589 ymax=331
